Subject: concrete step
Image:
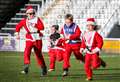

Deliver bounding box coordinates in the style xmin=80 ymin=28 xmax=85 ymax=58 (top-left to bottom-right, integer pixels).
xmin=6 ymin=23 xmax=18 ymax=25
xmin=1 ymin=27 xmax=15 ymax=30
xmin=11 ymin=18 xmax=23 ymax=20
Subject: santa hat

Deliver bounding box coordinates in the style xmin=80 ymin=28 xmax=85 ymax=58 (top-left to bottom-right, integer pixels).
xmin=87 ymin=18 xmax=96 ymax=26
xmin=26 ymin=6 xmax=35 ymax=13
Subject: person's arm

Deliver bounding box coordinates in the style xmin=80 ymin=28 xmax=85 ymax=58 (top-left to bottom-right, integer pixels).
xmin=81 ymin=37 xmax=86 ymax=49
xmin=60 ymin=27 xmax=65 ymax=38
xmin=69 ymin=26 xmax=81 ymax=40
xmin=92 ymin=32 xmax=103 ymax=53
xmin=15 ymin=19 xmax=24 ymax=39
xmin=15 ymin=19 xmax=24 ymax=32
xmin=35 ymin=18 xmax=44 ymax=30
xmin=56 ymin=38 xmax=65 ymax=46
xmin=80 ymin=37 xmax=86 ymax=53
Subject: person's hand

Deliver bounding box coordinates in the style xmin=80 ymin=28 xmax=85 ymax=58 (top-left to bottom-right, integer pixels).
xmin=14 ymin=32 xmax=20 ymax=40
xmin=80 ymin=48 xmax=84 ymax=53
xmin=91 ymin=47 xmax=100 ymax=54
xmin=16 ymin=34 xmax=20 ymax=40
xmin=65 ymin=34 xmax=70 ymax=40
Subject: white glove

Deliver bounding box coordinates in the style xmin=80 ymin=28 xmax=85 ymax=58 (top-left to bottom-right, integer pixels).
xmin=14 ymin=32 xmax=20 ymax=40
xmin=91 ymin=47 xmax=100 ymax=54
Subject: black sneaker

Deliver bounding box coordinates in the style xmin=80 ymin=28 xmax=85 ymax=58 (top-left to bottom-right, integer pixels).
xmin=21 ymin=70 xmax=28 ymax=74
xmin=86 ymin=77 xmax=93 ymax=81
xmin=62 ymin=69 xmax=68 ymax=77
xmin=41 ymin=67 xmax=47 ymax=76
xmin=101 ymin=59 xmax=106 ymax=68
xmin=21 ymin=64 xmax=29 ymax=74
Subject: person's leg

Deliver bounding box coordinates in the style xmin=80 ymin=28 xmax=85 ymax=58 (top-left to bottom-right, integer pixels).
xmin=84 ymin=54 xmax=93 ymax=80
xmin=62 ymin=44 xmax=72 ymax=76
xmin=72 ymin=44 xmax=84 ymax=62
xmin=92 ymin=54 xmax=101 ymax=69
xmin=34 ymin=40 xmax=47 ymax=76
xmin=22 ymin=41 xmax=33 ymax=74
xmin=100 ymin=58 xmax=106 ymax=68
xmin=56 ymin=49 xmax=64 ymax=62
xmin=48 ymin=49 xmax=56 ymax=71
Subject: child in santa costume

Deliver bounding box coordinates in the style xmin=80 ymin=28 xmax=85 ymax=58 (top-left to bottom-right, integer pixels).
xmin=48 ymin=25 xmax=65 ymax=72
xmin=60 ymin=14 xmax=84 ymax=76
xmin=15 ymin=6 xmax=47 ymax=76
xmin=80 ymin=18 xmax=106 ymax=81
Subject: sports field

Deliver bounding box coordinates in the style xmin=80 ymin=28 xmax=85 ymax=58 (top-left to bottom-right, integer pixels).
xmin=0 ymin=51 xmax=120 ymax=82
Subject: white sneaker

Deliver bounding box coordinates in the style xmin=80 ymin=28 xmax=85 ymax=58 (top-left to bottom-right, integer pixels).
xmin=62 ymin=71 xmax=68 ymax=76
xmin=48 ymin=69 xmax=54 ymax=72
xmin=21 ymin=71 xmax=26 ymax=74
xmin=21 ymin=70 xmax=28 ymax=74
xmin=86 ymin=77 xmax=92 ymax=81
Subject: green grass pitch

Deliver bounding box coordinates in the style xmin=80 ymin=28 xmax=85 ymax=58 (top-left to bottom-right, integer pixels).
xmin=0 ymin=51 xmax=120 ymax=82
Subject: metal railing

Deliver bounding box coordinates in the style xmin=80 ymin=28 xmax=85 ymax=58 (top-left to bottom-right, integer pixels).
xmin=99 ymin=8 xmax=119 ymax=38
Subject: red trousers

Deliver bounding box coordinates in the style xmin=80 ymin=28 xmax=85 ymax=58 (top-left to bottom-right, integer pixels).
xmin=84 ymin=53 xmax=101 ymax=78
xmin=48 ymin=49 xmax=64 ymax=69
xmin=24 ymin=40 xmax=46 ymax=68
xmin=63 ymin=43 xmax=84 ymax=69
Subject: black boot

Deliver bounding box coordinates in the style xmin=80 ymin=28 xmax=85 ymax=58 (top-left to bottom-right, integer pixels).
xmin=41 ymin=66 xmax=47 ymax=76
xmin=101 ymin=59 xmax=106 ymax=68
xmin=21 ymin=64 xmax=29 ymax=74
xmin=62 ymin=68 xmax=68 ymax=77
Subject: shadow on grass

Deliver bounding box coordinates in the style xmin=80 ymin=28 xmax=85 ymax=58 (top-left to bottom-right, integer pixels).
xmin=65 ymin=68 xmax=120 ymax=81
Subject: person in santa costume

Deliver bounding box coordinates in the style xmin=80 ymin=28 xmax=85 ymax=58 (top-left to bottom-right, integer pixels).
xmin=48 ymin=25 xmax=65 ymax=72
xmin=15 ymin=6 xmax=47 ymax=76
xmin=80 ymin=18 xmax=106 ymax=81
xmin=60 ymin=14 xmax=84 ymax=76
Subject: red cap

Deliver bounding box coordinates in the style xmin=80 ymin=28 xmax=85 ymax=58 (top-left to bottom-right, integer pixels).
xmin=26 ymin=6 xmax=34 ymax=13
xmin=87 ymin=18 xmax=96 ymax=25
xmin=87 ymin=18 xmax=95 ymax=22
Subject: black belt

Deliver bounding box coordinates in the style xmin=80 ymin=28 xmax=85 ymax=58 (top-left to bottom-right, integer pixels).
xmin=28 ymin=32 xmax=39 ymax=34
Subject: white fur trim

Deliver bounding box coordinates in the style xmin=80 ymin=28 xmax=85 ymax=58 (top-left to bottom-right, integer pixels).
xmin=87 ymin=21 xmax=96 ymax=25
xmin=26 ymin=37 xmax=42 ymax=41
xmin=26 ymin=17 xmax=42 ymax=41
xmin=26 ymin=17 xmax=38 ymax=33
xmin=94 ymin=47 xmax=101 ymax=52
xmin=85 ymin=31 xmax=96 ymax=48
xmin=74 ymin=25 xmax=77 ymax=32
xmin=80 ymin=48 xmax=84 ymax=50
xmin=51 ymin=46 xmax=65 ymax=51
xmin=91 ymin=47 xmax=101 ymax=54
xmin=26 ymin=9 xmax=34 ymax=13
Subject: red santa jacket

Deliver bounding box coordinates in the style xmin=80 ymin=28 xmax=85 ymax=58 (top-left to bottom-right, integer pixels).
xmin=60 ymin=23 xmax=81 ymax=44
xmin=56 ymin=38 xmax=66 ymax=48
xmin=48 ymin=32 xmax=65 ymax=51
xmin=15 ymin=17 xmax=44 ymax=41
xmin=81 ymin=31 xmax=103 ymax=53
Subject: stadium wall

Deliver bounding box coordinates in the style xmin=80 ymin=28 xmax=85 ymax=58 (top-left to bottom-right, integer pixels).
xmin=103 ymin=38 xmax=120 ymax=54
xmin=0 ymin=35 xmax=120 ymax=54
